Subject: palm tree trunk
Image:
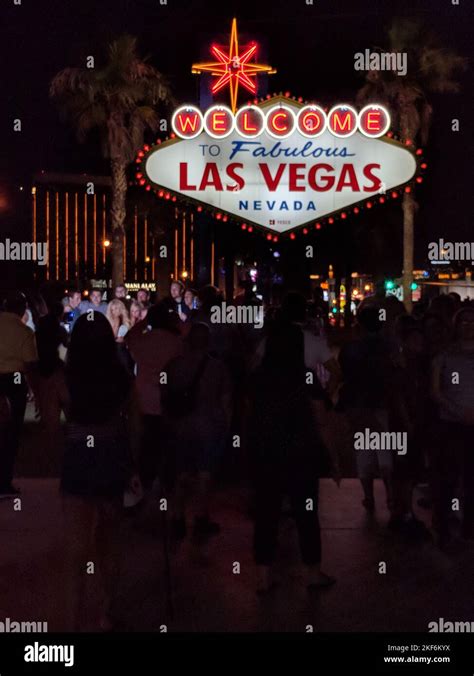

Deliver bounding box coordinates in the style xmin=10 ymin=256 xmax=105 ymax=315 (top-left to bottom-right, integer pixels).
xmin=399 ymin=110 xmax=416 ymax=315
xmin=402 ymin=191 xmax=415 ymax=313
xmin=110 ymin=159 xmax=128 ymax=287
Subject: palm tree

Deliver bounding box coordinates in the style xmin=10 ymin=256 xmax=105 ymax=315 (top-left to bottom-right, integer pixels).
xmin=50 ymin=35 xmax=173 ymax=286
xmin=357 ymin=19 xmax=466 ymax=311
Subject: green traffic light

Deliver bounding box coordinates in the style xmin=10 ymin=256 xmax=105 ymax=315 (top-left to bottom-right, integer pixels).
xmin=385 ymin=280 xmax=395 ymax=290
xmin=410 ymin=282 xmax=418 ymax=291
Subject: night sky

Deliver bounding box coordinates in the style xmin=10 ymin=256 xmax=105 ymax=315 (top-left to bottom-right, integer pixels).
xmin=1 ymin=0 xmax=472 ymax=275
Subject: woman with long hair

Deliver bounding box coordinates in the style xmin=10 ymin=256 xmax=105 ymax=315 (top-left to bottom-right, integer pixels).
xmin=129 ymin=300 xmax=144 ymax=328
xmin=61 ymin=312 xmax=140 ymax=630
xmin=106 ymin=299 xmax=131 ymax=342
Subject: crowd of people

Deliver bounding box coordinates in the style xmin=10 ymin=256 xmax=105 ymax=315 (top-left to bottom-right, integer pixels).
xmin=0 ymin=279 xmax=473 ymax=629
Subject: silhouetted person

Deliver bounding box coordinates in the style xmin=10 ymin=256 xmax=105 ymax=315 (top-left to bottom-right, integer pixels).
xmin=338 ymin=306 xmax=394 ymax=513
xmin=0 ymin=292 xmax=39 ymax=496
xmin=389 ymin=316 xmax=430 ymax=538
xmin=36 ymin=302 xmax=68 ymax=456
xmin=165 ymin=323 xmax=232 ymax=540
xmin=127 ymin=303 xmax=183 ymax=489
xmin=248 ymin=320 xmax=335 ymax=592
xmin=61 ymin=312 xmax=139 ymax=630
xmin=431 ymin=306 xmax=474 ymax=549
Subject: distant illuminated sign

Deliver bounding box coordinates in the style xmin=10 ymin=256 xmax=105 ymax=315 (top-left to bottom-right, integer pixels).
xmin=125 ymin=282 xmax=157 ymax=292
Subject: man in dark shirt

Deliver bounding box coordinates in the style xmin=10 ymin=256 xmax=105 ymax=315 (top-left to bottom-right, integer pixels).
xmin=163 ymin=281 xmax=191 ymax=321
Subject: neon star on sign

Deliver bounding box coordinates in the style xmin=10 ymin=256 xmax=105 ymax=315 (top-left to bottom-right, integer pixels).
xmin=192 ymin=17 xmax=275 ymax=113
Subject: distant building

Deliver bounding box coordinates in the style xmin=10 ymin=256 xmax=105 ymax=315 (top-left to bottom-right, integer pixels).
xmin=31 ymin=172 xmax=203 ymax=290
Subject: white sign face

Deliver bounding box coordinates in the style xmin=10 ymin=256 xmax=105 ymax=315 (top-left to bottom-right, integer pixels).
xmin=144 ymin=100 xmax=417 ymax=234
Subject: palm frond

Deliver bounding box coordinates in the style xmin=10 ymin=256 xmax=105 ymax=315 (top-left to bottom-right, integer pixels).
xmin=51 ymin=33 xmax=174 ymax=162
xmin=357 ymin=19 xmax=466 ymax=143
xmin=388 ymin=19 xmax=422 ymax=52
xmin=75 ymin=103 xmax=108 ymax=142
xmin=50 ymin=68 xmax=93 ymax=99
xmin=124 ymin=106 xmax=160 ymax=162
xmin=105 ymin=35 xmax=138 ymax=80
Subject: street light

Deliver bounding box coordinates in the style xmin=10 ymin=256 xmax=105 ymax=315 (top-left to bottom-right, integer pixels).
xmin=103 ymin=239 xmax=111 ymax=248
